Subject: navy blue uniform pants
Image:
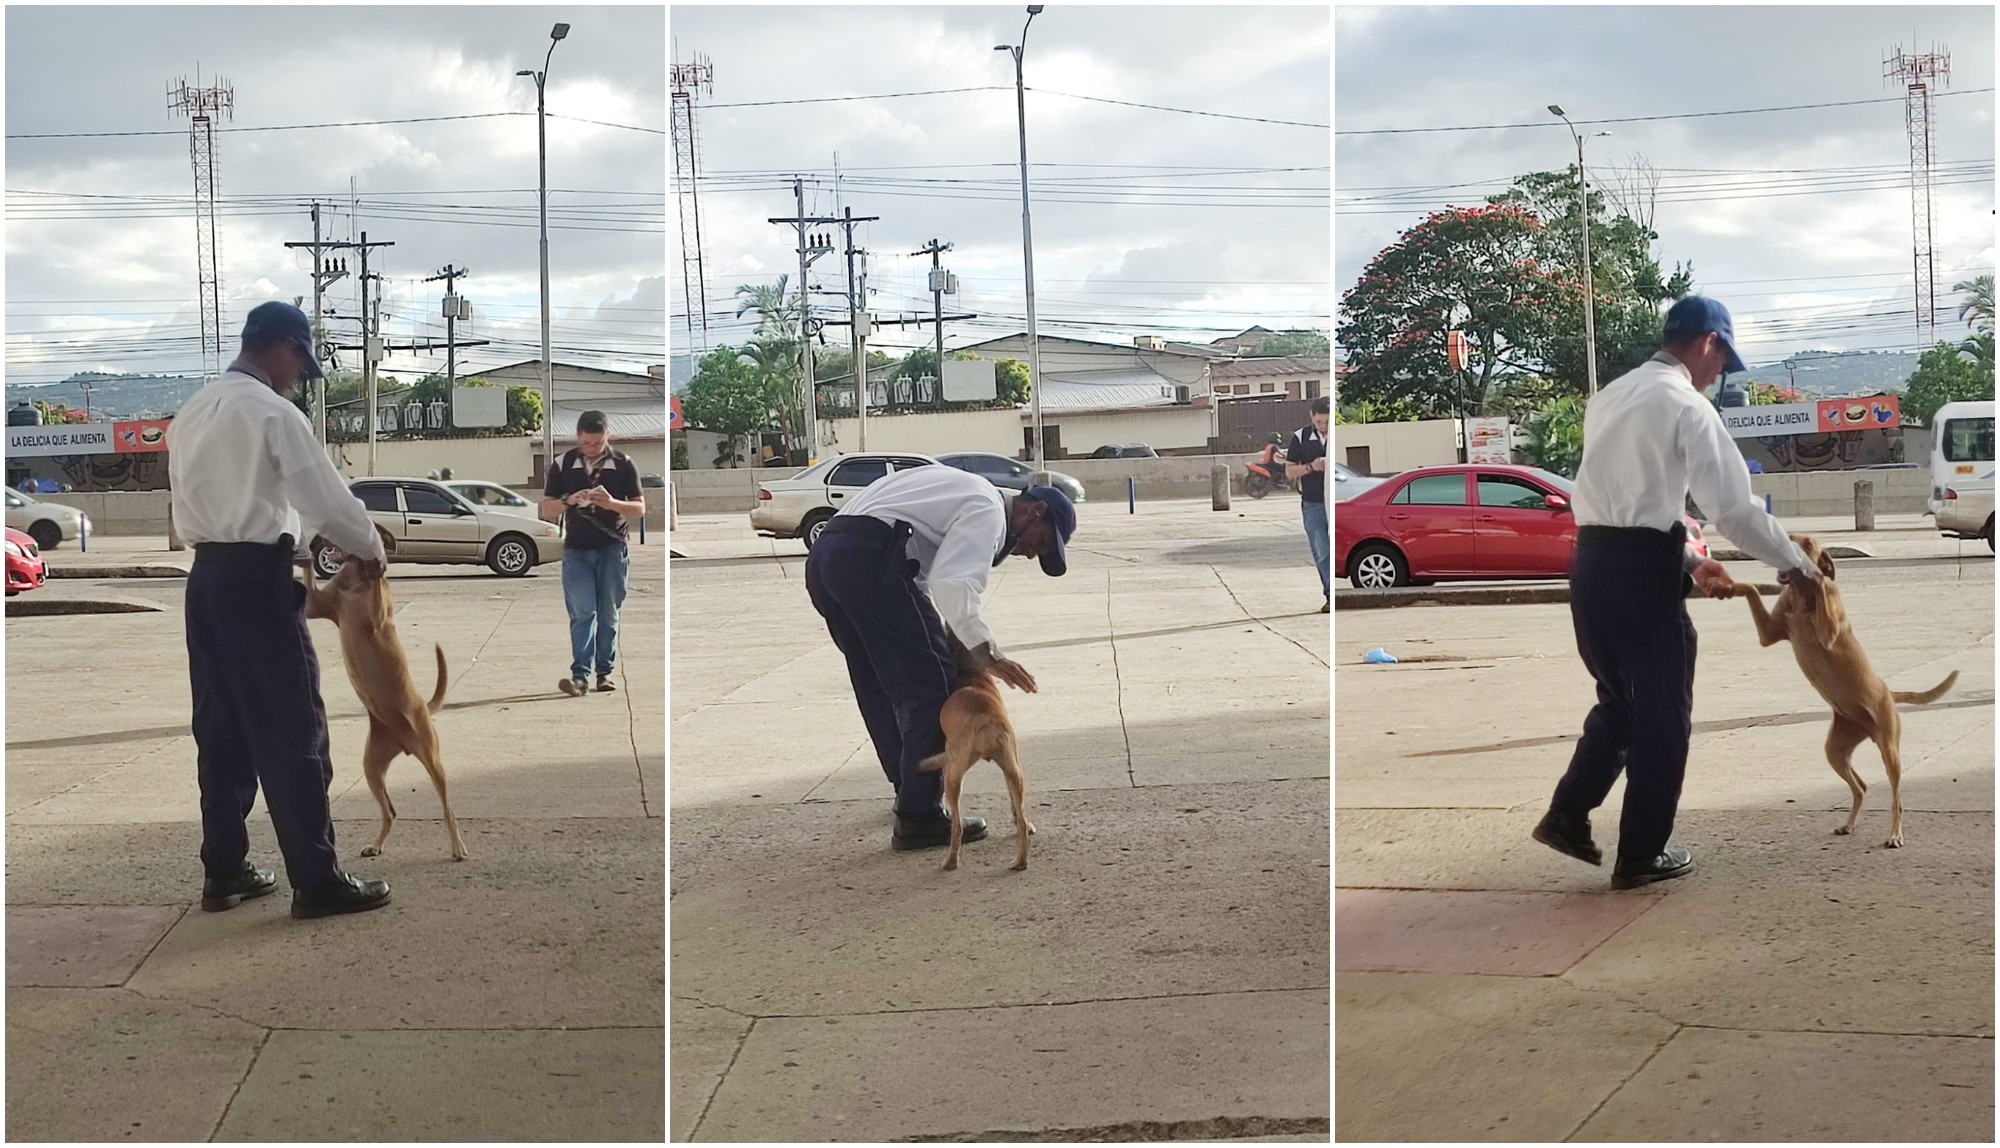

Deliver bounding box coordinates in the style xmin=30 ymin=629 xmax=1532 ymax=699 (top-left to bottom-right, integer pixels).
xmin=185 ymin=541 xmax=342 ymax=888
xmin=804 ymin=516 xmax=959 ymax=816
xmin=1550 ymin=526 xmax=1697 ymax=868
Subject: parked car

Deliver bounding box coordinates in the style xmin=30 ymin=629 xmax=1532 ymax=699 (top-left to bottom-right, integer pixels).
xmin=1935 ymin=468 xmax=1995 ymax=551
xmin=1332 ymin=461 xmax=1386 ymax=502
xmin=311 ymin=476 xmax=563 ymax=578
xmin=1335 ymin=464 xmax=1707 ymax=589
xmin=1090 ymin=443 xmax=1157 ymax=459
xmin=4 ymin=487 xmax=88 ymax=551
xmin=934 ymin=453 xmax=1088 ymax=506
xmin=641 ymin=472 xmax=666 ymax=489
xmin=5 ymin=526 xmax=46 ymax=596
xmin=750 ymin=452 xmax=938 ymax=548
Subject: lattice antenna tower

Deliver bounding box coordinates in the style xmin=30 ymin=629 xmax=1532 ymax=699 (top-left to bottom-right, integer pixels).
xmin=169 ymin=69 xmax=234 ymax=382
xmin=671 ymin=47 xmax=715 ymax=353
xmin=1885 ymin=42 xmax=1950 ymax=336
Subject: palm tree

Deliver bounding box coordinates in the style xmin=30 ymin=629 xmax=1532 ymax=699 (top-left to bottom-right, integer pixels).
xmin=743 ymin=334 xmax=802 ymax=463
xmin=1954 ymin=274 xmax=1994 ymax=374
xmin=734 ymin=275 xmax=798 ymax=337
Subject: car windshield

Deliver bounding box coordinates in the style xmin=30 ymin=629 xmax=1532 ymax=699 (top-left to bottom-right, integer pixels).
xmin=450 ymin=483 xmax=528 ymax=508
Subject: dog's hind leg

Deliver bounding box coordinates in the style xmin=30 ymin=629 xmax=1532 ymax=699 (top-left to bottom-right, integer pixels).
xmin=412 ymin=725 xmax=468 ymax=861
xmin=1824 ymin=715 xmax=1869 ymax=836
xmin=357 ymin=724 xmax=399 ymax=857
xmin=994 ymin=733 xmax=1032 ymax=871
xmin=940 ymin=749 xmax=973 ymax=872
xmin=1874 ymin=708 xmax=1905 ymax=849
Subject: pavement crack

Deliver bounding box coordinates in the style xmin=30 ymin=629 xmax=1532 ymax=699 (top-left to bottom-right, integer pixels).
xmin=894 ymin=1115 xmax=1331 ymax=1142
xmin=1106 ymin=569 xmax=1135 ymax=787
xmin=620 ymin=664 xmax=650 ymax=817
xmin=688 ymin=1013 xmax=756 ymax=1142
xmin=207 ymin=1024 xmax=275 ymax=1143
xmin=698 ymin=985 xmax=1321 ymax=1021
xmin=1211 ymin=565 xmax=1330 ymax=668
xmin=1564 ymin=1021 xmax=1683 ymax=1141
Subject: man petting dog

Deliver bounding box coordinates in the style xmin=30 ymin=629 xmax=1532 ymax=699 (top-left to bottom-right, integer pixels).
xmin=1532 ymin=296 xmax=1823 ymax=889
xmin=540 ymin=410 xmax=645 ymax=698
xmin=805 ymin=464 xmax=1074 ymax=851
xmin=168 ymin=301 xmax=393 ymax=919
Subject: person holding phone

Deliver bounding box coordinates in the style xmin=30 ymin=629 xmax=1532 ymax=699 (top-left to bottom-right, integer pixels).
xmin=540 ymin=410 xmax=646 ymax=697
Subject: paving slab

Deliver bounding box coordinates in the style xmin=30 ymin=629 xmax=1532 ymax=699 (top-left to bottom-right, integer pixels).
xmin=6 ymin=987 xmax=266 ymax=1142
xmin=689 ymin=989 xmax=1328 ymax=1143
xmin=215 ymin=1028 xmax=666 ymax=1142
xmin=7 ymin=905 xmax=185 ymax=987
xmin=1335 ymin=889 xmax=1663 ymax=976
xmin=1576 ymin=1026 xmax=1994 ymax=1142
xmin=670 ymin=1003 xmax=755 ymax=1143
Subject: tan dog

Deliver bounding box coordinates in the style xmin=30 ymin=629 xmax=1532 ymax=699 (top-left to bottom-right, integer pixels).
xmin=1733 ymin=534 xmax=1958 ymax=847
xmin=302 ymin=534 xmax=467 ymax=861
xmin=918 ymin=639 xmax=1036 ymax=871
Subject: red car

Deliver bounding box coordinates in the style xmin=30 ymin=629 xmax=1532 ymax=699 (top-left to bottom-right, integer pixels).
xmin=5 ymin=526 xmax=46 ymax=596
xmin=1334 ymin=464 xmax=1707 ymax=590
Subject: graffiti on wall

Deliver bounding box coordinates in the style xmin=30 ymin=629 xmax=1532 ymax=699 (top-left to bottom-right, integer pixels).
xmin=52 ymin=451 xmax=168 ymax=491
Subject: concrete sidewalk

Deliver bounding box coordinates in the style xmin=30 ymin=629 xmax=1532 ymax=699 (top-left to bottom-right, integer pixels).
xmin=1334 ymin=546 xmax=1994 ymax=1140
xmin=6 ymin=546 xmax=665 ymax=1140
xmin=669 ymin=496 xmax=1331 ymax=1142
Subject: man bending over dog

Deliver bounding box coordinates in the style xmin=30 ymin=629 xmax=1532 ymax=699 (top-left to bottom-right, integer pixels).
xmin=805 ymin=464 xmax=1075 ymax=851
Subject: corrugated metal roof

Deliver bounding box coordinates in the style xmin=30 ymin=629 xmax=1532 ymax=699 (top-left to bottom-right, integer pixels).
xmin=1036 ymin=368 xmax=1181 ymax=412
xmin=550 ymin=399 xmax=665 ymax=438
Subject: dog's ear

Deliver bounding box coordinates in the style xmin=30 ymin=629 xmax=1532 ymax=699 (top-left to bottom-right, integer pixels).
xmin=1815 ymin=547 xmax=1836 ymax=581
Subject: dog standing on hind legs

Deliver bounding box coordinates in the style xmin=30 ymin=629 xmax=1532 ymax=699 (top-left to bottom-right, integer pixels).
xmin=919 ymin=637 xmax=1036 ymax=871
xmin=1732 ymin=533 xmax=1958 ymax=848
xmin=302 ymin=544 xmax=468 ymax=861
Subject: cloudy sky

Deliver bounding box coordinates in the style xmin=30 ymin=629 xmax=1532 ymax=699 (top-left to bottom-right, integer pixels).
xmin=1336 ymin=4 xmax=1995 ymax=366
xmin=4 ymin=4 xmax=665 ymax=389
xmin=668 ymin=4 xmax=1329 ymax=362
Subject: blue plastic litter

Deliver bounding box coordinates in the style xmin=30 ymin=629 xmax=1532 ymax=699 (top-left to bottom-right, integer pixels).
xmin=1362 ymin=647 xmax=1398 ymax=665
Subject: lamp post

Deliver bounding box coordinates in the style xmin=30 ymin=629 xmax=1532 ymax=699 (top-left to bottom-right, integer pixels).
xmin=1548 ymin=105 xmax=1610 ymax=397
xmin=518 ymin=21 xmax=568 ymax=480
xmin=997 ymin=5 xmax=1045 ymax=470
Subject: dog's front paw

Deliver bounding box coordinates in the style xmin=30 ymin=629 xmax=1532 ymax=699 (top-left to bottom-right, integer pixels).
xmin=360 ymin=845 xmax=383 ymax=857
xmin=1833 ymin=825 xmax=1852 ymax=835
xmin=1884 ymin=835 xmax=1904 ymax=849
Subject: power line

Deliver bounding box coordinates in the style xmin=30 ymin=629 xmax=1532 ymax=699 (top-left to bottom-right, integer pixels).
xmin=1336 ymin=87 xmax=1997 ymax=136
xmin=1028 ymin=88 xmax=1326 ymax=129
xmin=6 ymin=110 xmax=662 ymax=141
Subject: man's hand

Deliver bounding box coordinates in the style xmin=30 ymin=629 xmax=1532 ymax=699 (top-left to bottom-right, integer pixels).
xmin=987 ymin=657 xmax=1039 ymax=693
xmin=347 ymin=556 xmax=386 ymax=581
xmin=1690 ymin=557 xmax=1734 ymax=599
xmin=1311 ymin=457 xmax=1326 ymax=473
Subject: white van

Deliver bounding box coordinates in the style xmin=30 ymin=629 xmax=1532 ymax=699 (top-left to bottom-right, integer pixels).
xmin=1927 ymin=400 xmax=1994 ymax=515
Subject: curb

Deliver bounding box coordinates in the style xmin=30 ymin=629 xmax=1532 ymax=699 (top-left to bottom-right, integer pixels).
xmin=7 ymin=596 xmax=165 ymax=616
xmin=46 ymin=564 xmax=188 ymax=579
xmin=1710 ymin=545 xmax=1869 ymax=563
xmin=1336 ymin=581 xmax=1784 ymax=611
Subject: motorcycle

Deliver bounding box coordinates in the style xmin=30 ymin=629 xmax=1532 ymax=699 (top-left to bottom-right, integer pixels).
xmin=1243 ymin=455 xmax=1292 ymax=499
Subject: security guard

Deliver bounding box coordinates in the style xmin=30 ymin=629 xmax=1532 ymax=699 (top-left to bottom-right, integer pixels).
xmin=805 ymin=464 xmax=1074 ymax=850
xmin=1532 ymin=296 xmax=1821 ymax=888
xmin=168 ymin=301 xmax=393 ymax=919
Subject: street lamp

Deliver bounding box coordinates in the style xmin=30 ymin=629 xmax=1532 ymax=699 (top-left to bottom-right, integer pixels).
xmin=1548 ymin=105 xmax=1611 ymax=397
xmin=997 ymin=5 xmax=1045 ymax=470
xmin=518 ymin=21 xmax=568 ymax=480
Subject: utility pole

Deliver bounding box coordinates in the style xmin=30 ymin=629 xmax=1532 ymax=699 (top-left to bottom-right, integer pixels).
xmin=833 ymin=206 xmax=880 ymax=450
xmin=767 ymin=182 xmax=847 ymax=462
xmin=425 ymin=263 xmax=469 ymax=392
xmin=914 ymin=238 xmax=954 ymax=388
xmin=285 ymin=201 xmax=350 ymax=450
xmin=345 ymin=231 xmax=394 ymax=476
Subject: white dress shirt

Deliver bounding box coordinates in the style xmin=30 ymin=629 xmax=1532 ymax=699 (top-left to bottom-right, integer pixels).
xmin=166 ymin=365 xmax=387 ymax=563
xmin=1574 ymin=352 xmax=1812 ymax=576
xmin=836 ymin=465 xmax=1009 ymax=651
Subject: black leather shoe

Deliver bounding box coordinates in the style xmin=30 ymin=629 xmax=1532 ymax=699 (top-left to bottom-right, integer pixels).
xmin=1532 ymin=808 xmax=1602 ymax=867
xmin=892 ymin=810 xmax=988 ymax=851
xmin=1612 ymin=846 xmax=1695 ymax=889
xmin=291 ymin=872 xmax=392 ymax=919
xmin=201 ymin=862 xmax=277 ymax=912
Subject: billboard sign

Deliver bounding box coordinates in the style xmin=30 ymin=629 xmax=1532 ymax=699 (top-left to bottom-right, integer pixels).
xmin=1816 ymin=396 xmax=1900 ymax=432
xmin=6 ymin=423 xmax=116 ymax=457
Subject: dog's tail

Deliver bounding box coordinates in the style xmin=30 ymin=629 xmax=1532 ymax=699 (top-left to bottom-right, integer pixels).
xmin=426 ymin=645 xmax=449 ymax=714
xmin=1893 ymin=670 xmax=1959 ymax=706
xmin=918 ymin=751 xmax=947 ymax=773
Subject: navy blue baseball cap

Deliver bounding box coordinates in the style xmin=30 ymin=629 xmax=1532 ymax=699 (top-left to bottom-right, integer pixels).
xmin=1019 ymin=484 xmax=1076 ymax=576
xmin=1662 ymin=296 xmax=1747 ymax=375
xmin=242 ymin=300 xmax=325 ymax=380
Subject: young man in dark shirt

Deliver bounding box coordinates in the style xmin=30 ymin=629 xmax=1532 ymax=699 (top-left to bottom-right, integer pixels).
xmin=540 ymin=410 xmax=646 ymax=696
xmin=1285 ymin=396 xmax=1331 ymax=612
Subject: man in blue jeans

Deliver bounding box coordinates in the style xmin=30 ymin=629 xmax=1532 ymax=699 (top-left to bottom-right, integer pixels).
xmin=540 ymin=410 xmax=646 ymax=696
xmin=1285 ymin=396 xmax=1331 ymax=611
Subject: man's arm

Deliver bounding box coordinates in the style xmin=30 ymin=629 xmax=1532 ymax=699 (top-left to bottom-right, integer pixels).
xmin=598 ymin=460 xmax=647 ymax=518
xmin=1282 ymin=430 xmax=1313 ymax=479
xmin=1682 ymin=403 xmax=1818 ymax=580
xmin=924 ymin=498 xmax=1006 ymax=653
xmin=268 ymin=405 xmax=386 ymax=564
xmin=539 ymin=460 xmax=567 ymax=524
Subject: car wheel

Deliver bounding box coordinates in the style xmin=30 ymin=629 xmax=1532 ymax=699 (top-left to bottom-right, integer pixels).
xmin=802 ymin=511 xmax=834 ymax=550
xmin=311 ymin=542 xmax=344 ymax=579
xmin=1348 ymin=544 xmax=1409 ymax=590
xmin=1985 ymin=517 xmax=1994 ymax=553
xmin=27 ymin=521 xmax=60 ymax=550
xmin=487 ymin=533 xmax=535 ymax=576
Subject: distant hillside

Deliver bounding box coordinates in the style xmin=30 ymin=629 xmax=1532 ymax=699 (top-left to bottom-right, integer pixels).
xmin=1744 ymin=349 xmax=1922 ymax=397
xmin=4 ymin=372 xmax=206 ymax=420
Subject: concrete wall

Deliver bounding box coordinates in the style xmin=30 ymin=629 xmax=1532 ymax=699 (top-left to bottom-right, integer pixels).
xmin=1334 ymin=420 xmax=1460 ymax=474
xmin=32 ymin=485 xmax=667 ymax=539
xmin=1746 ymin=467 xmax=1931 ymax=517
xmin=671 ymin=454 xmax=1260 ymax=514
xmin=332 ymin=437 xmax=536 ymax=485
xmin=819 ymin=405 xmax=1217 ymax=460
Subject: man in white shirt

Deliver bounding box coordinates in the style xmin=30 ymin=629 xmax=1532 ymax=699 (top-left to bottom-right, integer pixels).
xmin=804 ymin=464 xmax=1073 ymax=851
xmin=1532 ymin=296 xmax=1822 ymax=889
xmin=168 ymin=301 xmax=393 ymax=919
